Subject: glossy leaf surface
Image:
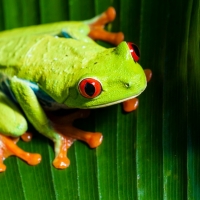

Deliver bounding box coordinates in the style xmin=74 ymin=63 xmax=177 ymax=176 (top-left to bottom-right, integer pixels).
xmin=0 ymin=0 xmax=199 ymax=199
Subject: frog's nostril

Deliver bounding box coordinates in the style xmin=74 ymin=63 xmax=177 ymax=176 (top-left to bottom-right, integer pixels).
xmin=125 ymin=83 xmax=130 ymax=88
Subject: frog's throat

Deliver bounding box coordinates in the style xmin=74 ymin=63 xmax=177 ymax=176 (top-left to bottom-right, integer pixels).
xmin=86 ymin=89 xmax=146 ymax=109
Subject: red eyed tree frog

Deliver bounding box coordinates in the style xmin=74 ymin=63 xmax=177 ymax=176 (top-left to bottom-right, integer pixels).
xmin=0 ymin=7 xmax=152 ymax=172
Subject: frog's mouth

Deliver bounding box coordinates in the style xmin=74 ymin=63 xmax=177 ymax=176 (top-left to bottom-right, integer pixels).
xmin=87 ymin=89 xmax=144 ymax=109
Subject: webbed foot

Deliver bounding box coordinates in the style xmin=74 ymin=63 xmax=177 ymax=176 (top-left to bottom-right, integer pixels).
xmin=87 ymin=7 xmax=124 ymax=45
xmin=0 ymin=134 xmax=41 ymax=172
xmin=47 ymin=110 xmax=103 ymax=169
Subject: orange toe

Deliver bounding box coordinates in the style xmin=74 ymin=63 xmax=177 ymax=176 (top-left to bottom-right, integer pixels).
xmin=123 ymin=98 xmax=139 ymax=112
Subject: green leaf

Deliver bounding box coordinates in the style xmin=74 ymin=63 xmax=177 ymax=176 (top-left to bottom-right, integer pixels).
xmin=0 ymin=0 xmax=199 ymax=199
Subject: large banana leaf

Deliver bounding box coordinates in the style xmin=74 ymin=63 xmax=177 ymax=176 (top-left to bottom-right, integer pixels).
xmin=0 ymin=0 xmax=199 ymax=199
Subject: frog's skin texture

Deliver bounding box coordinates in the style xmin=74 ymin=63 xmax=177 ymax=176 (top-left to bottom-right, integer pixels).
xmin=0 ymin=7 xmax=151 ymax=172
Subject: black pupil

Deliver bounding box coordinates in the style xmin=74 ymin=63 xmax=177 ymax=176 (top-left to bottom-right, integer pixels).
xmin=131 ymin=44 xmax=140 ymax=57
xmin=85 ymin=82 xmax=95 ymax=96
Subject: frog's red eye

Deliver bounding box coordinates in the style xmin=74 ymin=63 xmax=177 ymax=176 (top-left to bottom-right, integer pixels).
xmin=78 ymin=78 xmax=102 ymax=98
xmin=127 ymin=42 xmax=140 ymax=62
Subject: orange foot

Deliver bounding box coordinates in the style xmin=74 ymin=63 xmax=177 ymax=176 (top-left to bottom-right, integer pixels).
xmin=122 ymin=69 xmax=152 ymax=112
xmin=0 ymin=134 xmax=41 ymax=172
xmin=0 ymin=110 xmax=102 ymax=172
xmin=88 ymin=7 xmax=124 ymax=45
xmin=47 ymin=110 xmax=103 ymax=169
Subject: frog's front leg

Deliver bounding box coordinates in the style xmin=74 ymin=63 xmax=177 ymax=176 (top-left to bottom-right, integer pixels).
xmin=9 ymin=77 xmax=102 ymax=169
xmin=44 ymin=110 xmax=103 ymax=168
xmin=47 ymin=110 xmax=103 ymax=148
xmin=86 ymin=7 xmax=124 ymax=45
xmin=0 ymin=92 xmax=41 ymax=172
xmin=9 ymin=77 xmax=70 ymax=168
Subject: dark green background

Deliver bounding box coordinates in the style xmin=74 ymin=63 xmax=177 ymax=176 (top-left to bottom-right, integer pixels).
xmin=0 ymin=0 xmax=199 ymax=199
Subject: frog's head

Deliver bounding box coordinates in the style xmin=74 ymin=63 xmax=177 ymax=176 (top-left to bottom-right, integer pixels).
xmin=65 ymin=41 xmax=147 ymax=108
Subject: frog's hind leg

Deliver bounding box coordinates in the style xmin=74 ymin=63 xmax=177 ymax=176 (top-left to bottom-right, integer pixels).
xmin=85 ymin=7 xmax=124 ymax=45
xmin=0 ymin=92 xmax=41 ymax=172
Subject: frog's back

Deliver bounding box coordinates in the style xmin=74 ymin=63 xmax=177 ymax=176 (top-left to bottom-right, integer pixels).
xmin=0 ymin=34 xmax=104 ymax=82
xmin=0 ymin=21 xmax=90 ymax=39
xmin=0 ymin=21 xmax=93 ymax=75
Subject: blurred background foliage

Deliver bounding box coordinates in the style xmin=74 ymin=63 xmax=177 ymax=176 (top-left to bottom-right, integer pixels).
xmin=0 ymin=0 xmax=199 ymax=199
